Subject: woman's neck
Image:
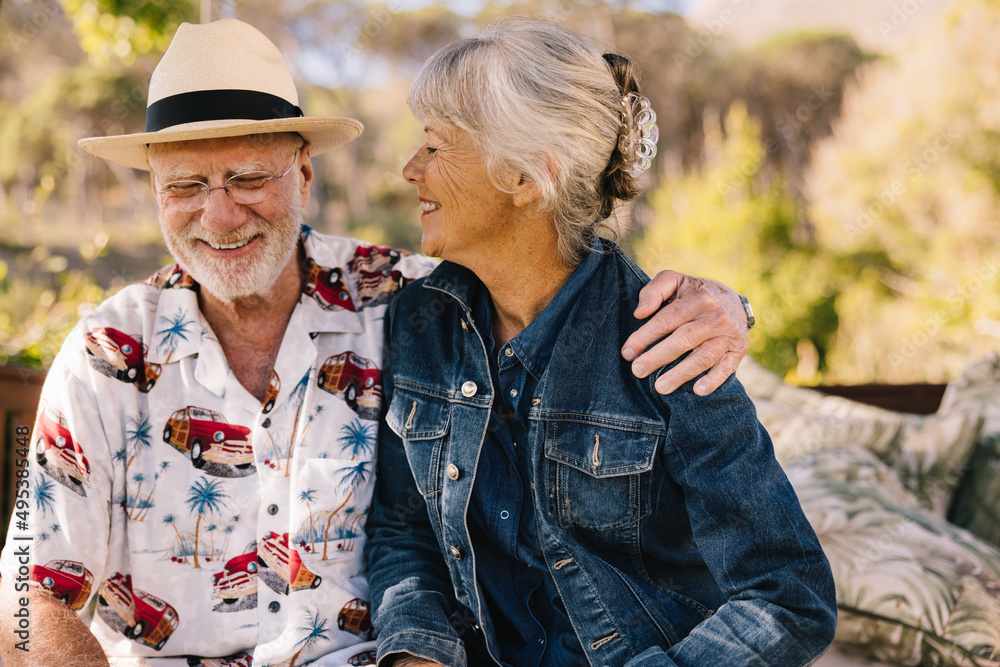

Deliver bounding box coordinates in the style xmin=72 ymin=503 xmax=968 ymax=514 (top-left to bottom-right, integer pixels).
xmin=472 ymin=220 xmax=574 ymax=347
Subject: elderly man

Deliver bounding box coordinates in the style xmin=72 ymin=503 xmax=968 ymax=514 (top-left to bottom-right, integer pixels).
xmin=0 ymin=19 xmax=751 ymax=667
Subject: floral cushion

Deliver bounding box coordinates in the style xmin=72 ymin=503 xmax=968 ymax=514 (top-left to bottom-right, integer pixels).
xmin=939 ymin=353 xmax=1000 ymax=548
xmin=738 ymin=358 xmax=981 ymax=516
xmin=786 ymin=447 xmax=1000 ymax=667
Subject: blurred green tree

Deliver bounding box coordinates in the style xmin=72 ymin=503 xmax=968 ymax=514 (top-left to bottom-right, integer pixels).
xmin=636 ymin=102 xmax=842 ymax=383
xmin=806 ymin=0 xmax=1000 ymax=383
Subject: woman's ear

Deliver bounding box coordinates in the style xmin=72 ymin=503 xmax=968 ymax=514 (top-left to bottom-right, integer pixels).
xmin=513 ymin=154 xmax=557 ymax=207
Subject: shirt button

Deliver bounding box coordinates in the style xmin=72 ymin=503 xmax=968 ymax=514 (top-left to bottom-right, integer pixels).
xmin=461 ymin=381 xmax=477 ymax=397
xmin=262 ymin=417 xmax=271 ymax=428
xmin=504 ymin=347 xmax=514 ymax=357
xmin=449 ymin=546 xmax=463 ymax=559
xmin=446 ymin=464 xmax=460 ymax=480
xmin=500 ymin=510 xmax=510 ymax=520
xmin=267 ymin=504 xmax=279 ymax=515
xmin=509 ymin=388 xmax=518 ymax=398
xmin=268 ymin=601 xmax=281 ymax=613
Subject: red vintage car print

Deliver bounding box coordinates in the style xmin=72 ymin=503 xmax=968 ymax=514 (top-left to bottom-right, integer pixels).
xmin=35 ymin=400 xmax=90 ymax=487
xmin=355 ymin=269 xmax=407 ymax=304
xmin=303 ymin=258 xmax=355 ymax=311
xmin=212 ymin=541 xmax=258 ymax=603
xmin=29 ymin=559 xmax=94 ymax=611
xmin=262 ymin=372 xmax=279 ymax=414
xmin=99 ymin=573 xmax=179 ymax=651
xmin=347 ymin=245 xmax=402 ymax=274
xmin=257 ymin=532 xmax=321 ymax=594
xmin=317 ymin=351 xmax=383 ymax=411
xmin=337 ymin=598 xmax=373 ymax=640
xmin=84 ymin=327 xmax=162 ymax=392
xmin=163 ymin=406 xmax=253 ymax=469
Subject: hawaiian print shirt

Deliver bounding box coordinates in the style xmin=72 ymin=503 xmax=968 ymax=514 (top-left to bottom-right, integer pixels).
xmin=0 ymin=226 xmax=436 ymax=667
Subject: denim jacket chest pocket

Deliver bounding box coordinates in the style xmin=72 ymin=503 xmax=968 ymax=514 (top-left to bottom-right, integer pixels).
xmin=386 ymin=387 xmax=452 ymax=498
xmin=542 ymin=418 xmax=662 ymax=542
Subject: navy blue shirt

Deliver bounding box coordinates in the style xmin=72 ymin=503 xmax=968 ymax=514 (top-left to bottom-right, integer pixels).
xmin=468 ymin=245 xmax=602 ymax=667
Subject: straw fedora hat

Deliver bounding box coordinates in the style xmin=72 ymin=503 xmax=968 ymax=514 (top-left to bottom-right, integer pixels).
xmin=78 ymin=19 xmax=363 ymax=171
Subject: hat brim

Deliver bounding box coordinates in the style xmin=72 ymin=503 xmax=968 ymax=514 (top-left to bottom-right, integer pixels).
xmin=78 ymin=116 xmax=364 ymax=171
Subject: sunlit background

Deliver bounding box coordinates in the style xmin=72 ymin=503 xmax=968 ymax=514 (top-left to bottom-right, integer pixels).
xmin=1 ymin=0 xmax=995 ymax=385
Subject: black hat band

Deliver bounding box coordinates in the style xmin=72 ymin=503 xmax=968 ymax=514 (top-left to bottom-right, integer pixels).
xmin=146 ymin=89 xmax=304 ymax=133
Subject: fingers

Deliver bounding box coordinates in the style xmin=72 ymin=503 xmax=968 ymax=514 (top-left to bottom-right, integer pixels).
xmin=622 ymin=286 xmax=716 ymax=362
xmin=632 ymin=270 xmax=684 ymax=321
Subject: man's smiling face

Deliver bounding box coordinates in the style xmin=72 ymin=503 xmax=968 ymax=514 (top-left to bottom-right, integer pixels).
xmin=149 ymin=134 xmax=308 ymax=302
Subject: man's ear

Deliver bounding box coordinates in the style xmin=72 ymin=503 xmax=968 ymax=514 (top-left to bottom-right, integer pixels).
xmin=298 ymin=143 xmax=314 ymax=207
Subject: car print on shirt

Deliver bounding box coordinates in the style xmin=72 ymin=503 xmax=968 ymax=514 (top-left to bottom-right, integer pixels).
xmin=317 ymin=351 xmax=383 ymax=420
xmin=262 ymin=371 xmax=279 ymax=414
xmin=35 ymin=399 xmax=90 ymax=495
xmin=85 ymin=327 xmax=162 ymax=392
xmin=98 ymin=572 xmax=179 ymax=651
xmin=186 ymin=656 xmax=252 ymax=667
xmin=346 ymin=245 xmax=402 ymax=274
xmin=143 ymin=263 xmax=197 ymax=291
xmin=29 ymin=559 xmax=94 ymax=611
xmin=163 ymin=406 xmax=255 ymax=476
xmin=346 ymin=245 xmax=409 ymax=309
xmin=211 ymin=541 xmax=258 ymax=610
xmin=337 ymin=598 xmax=374 ymax=641
xmin=256 ymin=531 xmax=321 ymax=596
xmin=347 ymin=649 xmax=377 ymax=665
xmin=303 ymin=258 xmax=355 ymax=311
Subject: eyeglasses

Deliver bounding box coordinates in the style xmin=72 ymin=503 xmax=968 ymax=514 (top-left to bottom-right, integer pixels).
xmin=156 ymin=149 xmax=300 ymax=212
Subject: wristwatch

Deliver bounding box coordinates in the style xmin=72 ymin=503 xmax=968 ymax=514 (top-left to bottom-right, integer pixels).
xmin=739 ymin=294 xmax=755 ymax=331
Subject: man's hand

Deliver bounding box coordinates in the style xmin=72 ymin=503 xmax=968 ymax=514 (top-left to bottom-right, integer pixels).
xmin=622 ymin=270 xmax=749 ymax=396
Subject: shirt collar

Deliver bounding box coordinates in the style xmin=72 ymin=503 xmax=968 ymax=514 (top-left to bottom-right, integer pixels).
xmin=146 ymin=224 xmax=364 ymax=367
xmin=452 ymin=237 xmax=603 ymax=381
xmin=504 ymin=239 xmax=602 ymax=380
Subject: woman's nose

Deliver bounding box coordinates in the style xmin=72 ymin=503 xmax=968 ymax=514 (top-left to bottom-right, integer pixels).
xmin=402 ymin=148 xmax=428 ymax=184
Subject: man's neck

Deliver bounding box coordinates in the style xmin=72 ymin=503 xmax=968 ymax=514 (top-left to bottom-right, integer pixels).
xmin=198 ymin=248 xmax=304 ymax=401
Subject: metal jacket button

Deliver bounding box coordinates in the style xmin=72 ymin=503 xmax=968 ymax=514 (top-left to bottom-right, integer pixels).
xmin=461 ymin=381 xmax=477 ymax=397
xmin=449 ymin=546 xmax=463 ymax=559
xmin=446 ymin=464 xmax=460 ymax=480
xmin=504 ymin=347 xmax=514 ymax=357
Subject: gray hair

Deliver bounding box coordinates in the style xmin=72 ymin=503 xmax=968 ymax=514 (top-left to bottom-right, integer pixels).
xmin=408 ymin=16 xmax=644 ymax=267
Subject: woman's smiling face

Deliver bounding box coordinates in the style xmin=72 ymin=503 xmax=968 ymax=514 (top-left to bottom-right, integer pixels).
xmin=402 ymin=119 xmax=518 ymax=266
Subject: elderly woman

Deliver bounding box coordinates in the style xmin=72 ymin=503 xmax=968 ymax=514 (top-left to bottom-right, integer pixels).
xmin=365 ymin=16 xmax=837 ymax=667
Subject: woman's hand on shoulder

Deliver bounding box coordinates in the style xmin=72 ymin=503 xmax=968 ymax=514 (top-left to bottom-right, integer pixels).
xmin=622 ymin=270 xmax=749 ymax=396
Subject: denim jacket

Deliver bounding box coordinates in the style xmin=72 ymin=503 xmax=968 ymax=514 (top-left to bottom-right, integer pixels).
xmin=365 ymin=241 xmax=837 ymax=667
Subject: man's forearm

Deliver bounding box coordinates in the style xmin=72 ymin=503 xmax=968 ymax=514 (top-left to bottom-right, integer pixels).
xmin=0 ymin=586 xmax=108 ymax=667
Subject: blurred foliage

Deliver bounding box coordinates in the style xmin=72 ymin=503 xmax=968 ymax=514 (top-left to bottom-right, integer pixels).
xmin=1 ymin=0 xmax=996 ymax=385
xmin=0 ymin=259 xmax=112 ymax=369
xmin=636 ymin=103 xmax=841 ymax=384
xmin=805 ymin=0 xmax=1000 ymax=383
xmin=60 ymin=0 xmax=194 ymax=66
